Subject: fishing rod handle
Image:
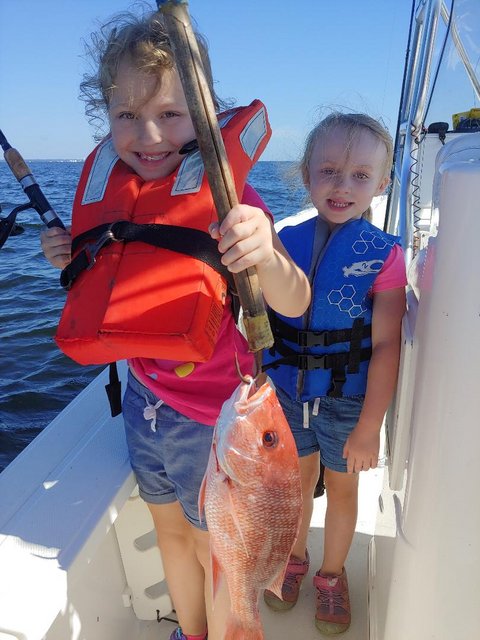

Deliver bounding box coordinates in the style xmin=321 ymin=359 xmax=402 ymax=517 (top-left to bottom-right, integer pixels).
xmin=3 ymin=145 xmax=32 ymax=181
xmin=3 ymin=146 xmax=65 ymax=229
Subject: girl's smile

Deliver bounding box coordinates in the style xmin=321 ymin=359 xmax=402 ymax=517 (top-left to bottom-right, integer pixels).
xmin=137 ymin=151 xmax=171 ymax=161
xmin=326 ymin=199 xmax=354 ymax=211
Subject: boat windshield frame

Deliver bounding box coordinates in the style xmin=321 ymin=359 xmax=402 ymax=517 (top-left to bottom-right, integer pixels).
xmin=385 ymin=0 xmax=480 ymax=262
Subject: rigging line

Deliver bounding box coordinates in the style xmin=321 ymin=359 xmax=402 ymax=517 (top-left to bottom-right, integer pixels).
xmin=409 ymin=139 xmax=422 ymax=249
xmin=384 ymin=0 xmax=416 ymax=234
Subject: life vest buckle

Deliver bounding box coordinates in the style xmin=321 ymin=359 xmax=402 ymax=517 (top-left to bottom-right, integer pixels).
xmin=85 ymin=227 xmax=116 ymax=270
xmin=298 ymin=330 xmax=329 ymax=347
xmin=298 ymin=353 xmax=327 ymax=371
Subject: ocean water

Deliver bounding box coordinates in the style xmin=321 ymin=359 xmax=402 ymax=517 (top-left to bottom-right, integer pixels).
xmin=0 ymin=160 xmax=308 ymax=472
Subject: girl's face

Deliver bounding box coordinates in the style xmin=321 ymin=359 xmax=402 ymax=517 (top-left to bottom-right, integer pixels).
xmin=306 ymin=127 xmax=390 ymax=228
xmin=109 ymin=62 xmax=196 ymax=182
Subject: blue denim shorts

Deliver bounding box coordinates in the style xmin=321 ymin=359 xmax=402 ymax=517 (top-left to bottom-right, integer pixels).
xmin=122 ymin=372 xmax=213 ymax=530
xmin=275 ymin=385 xmax=364 ymax=472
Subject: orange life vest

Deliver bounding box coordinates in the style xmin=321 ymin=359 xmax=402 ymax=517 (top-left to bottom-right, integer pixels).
xmin=55 ymin=100 xmax=271 ymax=365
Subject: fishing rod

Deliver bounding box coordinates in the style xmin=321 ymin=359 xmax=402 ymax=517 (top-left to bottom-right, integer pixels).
xmin=0 ymin=129 xmax=65 ymax=250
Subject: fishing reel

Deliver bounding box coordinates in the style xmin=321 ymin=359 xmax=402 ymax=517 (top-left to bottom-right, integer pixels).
xmin=0 ymin=202 xmax=27 ymax=244
xmin=0 ymin=129 xmax=65 ymax=250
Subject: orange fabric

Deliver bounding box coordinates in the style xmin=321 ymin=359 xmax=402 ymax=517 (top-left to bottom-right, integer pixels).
xmin=55 ymin=100 xmax=271 ymax=365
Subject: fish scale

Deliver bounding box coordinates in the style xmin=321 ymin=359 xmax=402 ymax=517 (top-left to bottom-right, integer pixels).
xmin=199 ymin=377 xmax=302 ymax=639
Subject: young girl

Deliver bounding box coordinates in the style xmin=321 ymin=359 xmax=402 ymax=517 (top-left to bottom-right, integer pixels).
xmin=262 ymin=113 xmax=406 ymax=634
xmin=41 ymin=10 xmax=310 ymax=640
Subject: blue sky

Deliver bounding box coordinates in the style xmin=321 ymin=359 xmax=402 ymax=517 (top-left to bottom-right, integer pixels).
xmin=0 ymin=0 xmax=413 ymax=161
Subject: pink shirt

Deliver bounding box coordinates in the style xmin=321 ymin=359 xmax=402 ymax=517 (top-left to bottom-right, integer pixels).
xmin=372 ymin=244 xmax=407 ymax=293
xmin=129 ymin=183 xmax=272 ymax=426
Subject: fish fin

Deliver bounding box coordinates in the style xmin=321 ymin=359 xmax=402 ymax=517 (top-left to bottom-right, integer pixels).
xmin=225 ymin=614 xmax=264 ymax=640
xmin=211 ymin=551 xmax=222 ymax=602
xmin=267 ymin=569 xmax=285 ymax=600
xmin=198 ymin=473 xmax=207 ymax=525
xmin=228 ymin=489 xmax=250 ymax=558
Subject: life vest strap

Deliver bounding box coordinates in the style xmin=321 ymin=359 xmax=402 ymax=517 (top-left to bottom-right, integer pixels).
xmin=329 ymin=366 xmax=348 ymax=398
xmin=61 ymin=221 xmax=235 ymax=291
xmin=347 ymin=318 xmax=367 ymax=374
xmin=270 ymin=314 xmax=372 ymax=347
xmin=263 ymin=346 xmax=372 ymax=373
xmin=105 ymin=362 xmax=122 ymax=417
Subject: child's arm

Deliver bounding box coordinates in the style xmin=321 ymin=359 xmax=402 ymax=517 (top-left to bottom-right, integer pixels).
xmin=342 ymin=286 xmax=406 ymax=473
xmin=40 ymin=226 xmax=72 ymax=269
xmin=209 ymin=203 xmax=311 ymax=317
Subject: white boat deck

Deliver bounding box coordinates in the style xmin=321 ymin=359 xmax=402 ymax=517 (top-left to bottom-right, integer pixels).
xmin=135 ymin=461 xmax=384 ymax=640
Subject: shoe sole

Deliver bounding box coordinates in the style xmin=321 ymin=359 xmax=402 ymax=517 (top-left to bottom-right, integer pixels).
xmin=263 ymin=592 xmax=297 ymax=612
xmin=315 ymin=619 xmax=350 ymax=635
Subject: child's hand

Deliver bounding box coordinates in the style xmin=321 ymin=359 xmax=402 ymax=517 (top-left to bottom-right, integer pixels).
xmin=209 ymin=204 xmax=274 ymax=273
xmin=40 ymin=226 xmax=72 ymax=269
xmin=342 ymin=423 xmax=380 ymax=473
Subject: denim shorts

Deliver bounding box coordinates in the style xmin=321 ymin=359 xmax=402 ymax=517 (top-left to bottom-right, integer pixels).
xmin=122 ymin=372 xmax=213 ymax=530
xmin=275 ymin=385 xmax=364 ymax=473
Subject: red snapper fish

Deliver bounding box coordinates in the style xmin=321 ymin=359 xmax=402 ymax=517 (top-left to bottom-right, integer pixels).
xmin=199 ymin=377 xmax=302 ymax=640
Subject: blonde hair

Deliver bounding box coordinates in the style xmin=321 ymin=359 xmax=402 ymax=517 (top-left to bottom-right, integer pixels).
xmin=299 ymin=112 xmax=393 ymax=220
xmin=80 ymin=9 xmax=227 ymax=139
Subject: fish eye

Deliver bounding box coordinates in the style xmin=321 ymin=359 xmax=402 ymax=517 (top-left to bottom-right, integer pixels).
xmin=262 ymin=431 xmax=278 ymax=448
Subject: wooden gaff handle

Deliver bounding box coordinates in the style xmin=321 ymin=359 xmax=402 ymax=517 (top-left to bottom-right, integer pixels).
xmin=157 ymin=1 xmax=273 ymax=353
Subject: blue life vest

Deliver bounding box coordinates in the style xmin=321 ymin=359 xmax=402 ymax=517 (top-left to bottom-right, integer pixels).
xmin=263 ymin=215 xmax=399 ymax=400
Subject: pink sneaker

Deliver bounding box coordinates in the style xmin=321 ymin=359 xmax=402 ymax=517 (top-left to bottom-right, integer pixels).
xmin=313 ymin=568 xmax=351 ymax=634
xmin=263 ymin=550 xmax=310 ymax=611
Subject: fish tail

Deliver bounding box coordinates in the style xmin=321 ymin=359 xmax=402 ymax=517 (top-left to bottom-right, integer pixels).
xmin=224 ymin=615 xmax=264 ymax=640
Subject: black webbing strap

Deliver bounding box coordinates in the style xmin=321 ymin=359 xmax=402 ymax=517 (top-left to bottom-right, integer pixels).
xmin=263 ymin=344 xmax=372 ymax=372
xmin=347 ymin=318 xmax=366 ymax=374
xmin=329 ymin=318 xmax=368 ymax=396
xmin=270 ymin=313 xmax=371 ymax=348
xmin=105 ymin=362 xmax=122 ymax=417
xmin=329 ymin=366 xmax=347 ymax=398
xmin=61 ymin=221 xmax=235 ymax=290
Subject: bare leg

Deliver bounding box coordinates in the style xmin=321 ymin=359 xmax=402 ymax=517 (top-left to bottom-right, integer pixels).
xmin=291 ymin=451 xmax=320 ymax=560
xmin=191 ymin=526 xmax=231 ymax=640
xmin=320 ymin=468 xmax=359 ymax=575
xmin=148 ymin=501 xmax=208 ymax=636
xmin=148 ymin=501 xmax=231 ymax=640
